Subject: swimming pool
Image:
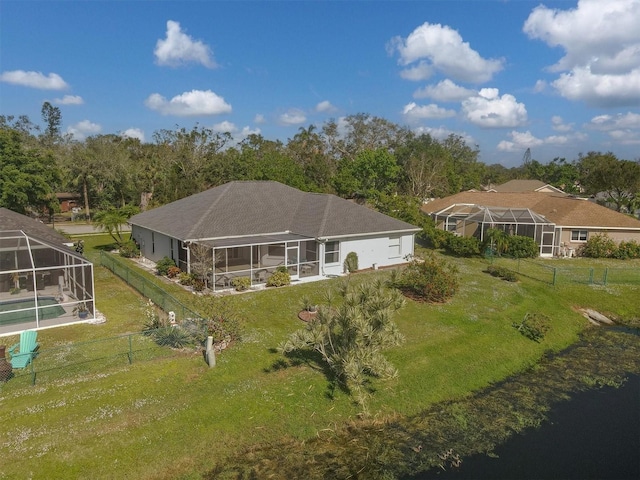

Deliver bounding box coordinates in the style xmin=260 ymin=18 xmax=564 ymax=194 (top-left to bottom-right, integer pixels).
xmin=0 ymin=296 xmax=66 ymax=326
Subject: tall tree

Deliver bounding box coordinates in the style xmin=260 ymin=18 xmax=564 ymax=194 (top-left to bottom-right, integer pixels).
xmin=396 ymin=133 xmax=452 ymax=199
xmin=578 ymin=152 xmax=640 ymax=211
xmin=40 ymin=101 xmax=62 ymax=146
xmin=333 ymin=149 xmax=401 ymax=200
xmin=0 ymin=125 xmax=60 ymax=214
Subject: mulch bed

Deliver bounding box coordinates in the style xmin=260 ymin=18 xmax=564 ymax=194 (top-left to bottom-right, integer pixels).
xmin=297 ymin=310 xmax=317 ymax=322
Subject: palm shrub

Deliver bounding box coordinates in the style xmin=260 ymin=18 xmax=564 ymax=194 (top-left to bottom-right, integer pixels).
xmin=388 ymin=253 xmax=459 ymax=303
xmin=279 ymin=279 xmax=405 ymax=412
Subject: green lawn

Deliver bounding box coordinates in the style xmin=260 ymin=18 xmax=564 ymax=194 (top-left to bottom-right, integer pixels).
xmin=1 ymin=236 xmax=639 ymax=479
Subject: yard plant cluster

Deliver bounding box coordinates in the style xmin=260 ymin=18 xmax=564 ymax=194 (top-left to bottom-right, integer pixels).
xmin=0 ymin=235 xmax=639 ymax=479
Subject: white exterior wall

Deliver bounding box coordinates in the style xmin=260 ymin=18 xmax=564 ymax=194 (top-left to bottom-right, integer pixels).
xmin=321 ymin=233 xmax=415 ymax=276
xmin=131 ymin=226 xmax=173 ymax=263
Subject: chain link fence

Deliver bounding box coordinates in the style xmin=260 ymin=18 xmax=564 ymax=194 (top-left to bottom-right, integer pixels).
xmin=487 ymin=255 xmax=640 ymax=286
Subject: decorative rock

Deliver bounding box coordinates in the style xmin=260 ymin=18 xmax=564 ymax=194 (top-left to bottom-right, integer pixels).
xmin=580 ymin=308 xmax=614 ymax=325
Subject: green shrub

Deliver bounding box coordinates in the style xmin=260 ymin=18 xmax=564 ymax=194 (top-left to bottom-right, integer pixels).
xmin=119 ymin=240 xmax=140 ymax=258
xmin=423 ymin=225 xmax=450 ymax=249
xmin=614 ymin=240 xmax=640 ymax=259
xmin=266 ymin=270 xmax=290 ymax=287
xmin=579 ymin=233 xmax=618 ymax=258
xmin=167 ymin=266 xmax=181 ymax=278
xmin=507 ymin=235 xmax=539 ymax=258
xmin=445 ymin=234 xmax=481 ymax=257
xmin=344 ymin=251 xmax=359 ymax=273
xmin=156 ymin=256 xmax=176 ymax=276
xmin=513 ymin=313 xmax=551 ymax=342
xmin=193 ymin=279 xmax=206 ymax=292
xmin=178 ymin=272 xmax=195 ymax=286
xmin=389 ymin=253 xmax=459 ymax=303
xmin=231 ymin=276 xmax=251 ymax=291
xmin=485 ymin=265 xmax=518 ymax=282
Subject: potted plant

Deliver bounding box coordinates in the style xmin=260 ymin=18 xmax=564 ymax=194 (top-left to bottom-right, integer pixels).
xmin=73 ymin=302 xmax=90 ymax=319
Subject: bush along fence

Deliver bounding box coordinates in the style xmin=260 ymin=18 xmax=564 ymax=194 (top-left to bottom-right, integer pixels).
xmin=487 ymin=255 xmax=640 ymax=287
xmin=100 ymin=251 xmax=203 ymax=321
xmin=2 ymin=330 xmax=185 ymax=386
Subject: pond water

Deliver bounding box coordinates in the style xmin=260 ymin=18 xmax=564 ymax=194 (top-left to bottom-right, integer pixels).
xmin=411 ymin=374 xmax=640 ymax=480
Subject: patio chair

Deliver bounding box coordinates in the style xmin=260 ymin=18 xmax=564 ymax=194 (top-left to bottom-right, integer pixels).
xmin=8 ymin=330 xmax=39 ymax=369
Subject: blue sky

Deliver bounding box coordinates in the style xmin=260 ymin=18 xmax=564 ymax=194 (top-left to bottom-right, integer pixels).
xmin=1 ymin=0 xmax=639 ymax=167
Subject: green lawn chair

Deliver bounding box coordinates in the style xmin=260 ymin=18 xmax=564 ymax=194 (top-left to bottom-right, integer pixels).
xmin=8 ymin=330 xmax=39 ymax=369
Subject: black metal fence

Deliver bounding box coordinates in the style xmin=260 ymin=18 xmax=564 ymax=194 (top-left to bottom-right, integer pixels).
xmin=1 ymin=330 xmax=192 ymax=386
xmin=99 ymin=252 xmax=203 ymax=321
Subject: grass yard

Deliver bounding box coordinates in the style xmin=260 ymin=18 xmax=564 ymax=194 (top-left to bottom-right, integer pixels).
xmin=1 ymin=236 xmax=639 ymax=479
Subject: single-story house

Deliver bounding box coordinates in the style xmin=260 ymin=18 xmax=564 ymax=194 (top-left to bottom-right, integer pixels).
xmin=485 ymin=179 xmax=567 ymax=194
xmin=128 ymin=181 xmax=420 ymax=291
xmin=422 ymin=191 xmax=640 ymax=257
xmin=0 ymin=208 xmax=95 ymax=336
xmin=55 ymin=192 xmax=82 ymax=213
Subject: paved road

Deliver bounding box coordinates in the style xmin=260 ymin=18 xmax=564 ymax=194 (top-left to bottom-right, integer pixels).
xmin=48 ymin=223 xmax=131 ymax=235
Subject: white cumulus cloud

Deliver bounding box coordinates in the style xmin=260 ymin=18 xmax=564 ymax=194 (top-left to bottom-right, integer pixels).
xmin=254 ymin=114 xmax=266 ymax=124
xmin=66 ymin=120 xmax=102 ymax=141
xmin=462 ymin=88 xmax=528 ymax=128
xmin=403 ymin=102 xmax=456 ymax=122
xmin=551 ymin=115 xmax=574 ymax=132
xmin=121 ymin=128 xmax=145 ymax=142
xmin=414 ymin=79 xmax=476 ymax=101
xmin=54 ymin=95 xmax=84 ymax=105
xmin=588 ymin=112 xmax=640 ymax=144
xmin=497 ymin=130 xmax=585 ymax=152
xmin=145 ymin=89 xmax=231 ymax=116
xmin=315 ymin=100 xmax=337 ymax=113
xmin=389 ymin=22 xmax=504 ymax=83
xmin=278 ymin=109 xmax=306 ymax=126
xmin=154 ymin=20 xmax=216 ymax=68
xmin=524 ymin=0 xmax=640 ymax=107
xmin=0 ymin=70 xmax=68 ymax=90
xmin=212 ymin=121 xmax=238 ymax=134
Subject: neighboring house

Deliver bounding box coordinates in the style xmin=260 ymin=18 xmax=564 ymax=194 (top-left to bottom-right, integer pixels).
xmin=55 ymin=192 xmax=82 ymax=213
xmin=0 ymin=208 xmax=95 ymax=336
xmin=486 ymin=179 xmax=567 ymax=194
xmin=128 ymin=181 xmax=420 ymax=291
xmin=422 ymin=191 xmax=640 ymax=257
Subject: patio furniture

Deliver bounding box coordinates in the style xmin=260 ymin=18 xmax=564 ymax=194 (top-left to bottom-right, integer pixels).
xmin=8 ymin=330 xmax=39 ymax=369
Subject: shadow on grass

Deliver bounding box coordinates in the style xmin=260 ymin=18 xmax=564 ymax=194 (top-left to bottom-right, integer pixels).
xmin=264 ymin=347 xmax=350 ymax=399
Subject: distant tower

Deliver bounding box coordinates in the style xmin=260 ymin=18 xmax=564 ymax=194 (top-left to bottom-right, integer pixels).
xmin=522 ymin=148 xmax=531 ymax=166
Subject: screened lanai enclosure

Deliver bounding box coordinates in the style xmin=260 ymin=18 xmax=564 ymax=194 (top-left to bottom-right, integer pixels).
xmin=431 ymin=204 xmax=557 ymax=256
xmin=0 ymin=231 xmax=95 ymax=336
xmin=184 ymin=234 xmax=321 ymax=291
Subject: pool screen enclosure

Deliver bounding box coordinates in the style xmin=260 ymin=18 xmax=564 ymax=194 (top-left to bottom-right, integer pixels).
xmin=0 ymin=230 xmax=95 ymax=336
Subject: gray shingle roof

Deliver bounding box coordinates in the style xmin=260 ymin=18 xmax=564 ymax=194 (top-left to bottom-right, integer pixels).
xmin=129 ymin=181 xmax=420 ymax=241
xmin=0 ymin=208 xmax=72 ymax=246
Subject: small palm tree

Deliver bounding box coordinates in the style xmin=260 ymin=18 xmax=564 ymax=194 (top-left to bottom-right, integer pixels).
xmin=93 ymin=205 xmax=139 ymax=246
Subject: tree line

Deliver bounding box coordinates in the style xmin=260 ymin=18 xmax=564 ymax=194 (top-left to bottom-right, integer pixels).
xmin=1 ymin=103 xmax=639 ymax=224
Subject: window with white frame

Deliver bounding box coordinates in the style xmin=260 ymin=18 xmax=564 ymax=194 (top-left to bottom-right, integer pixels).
xmin=324 ymin=241 xmax=340 ymax=264
xmin=389 ymin=236 xmax=401 ymax=258
xmin=571 ymin=230 xmax=588 ymax=242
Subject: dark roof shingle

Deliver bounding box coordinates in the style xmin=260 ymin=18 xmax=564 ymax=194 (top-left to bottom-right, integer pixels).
xmin=129 ymin=181 xmax=420 ymax=240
